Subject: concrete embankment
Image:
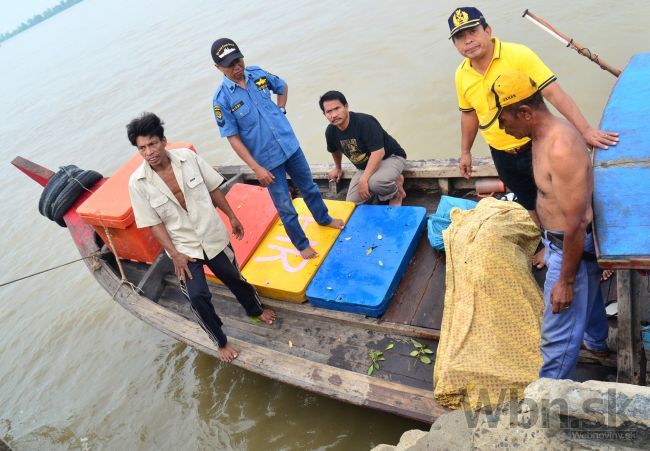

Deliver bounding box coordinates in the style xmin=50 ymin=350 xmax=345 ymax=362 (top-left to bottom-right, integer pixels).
xmin=373 ymin=378 xmax=650 ymax=450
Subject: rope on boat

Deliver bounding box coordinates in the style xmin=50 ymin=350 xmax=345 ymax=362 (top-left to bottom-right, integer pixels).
xmin=0 ymin=250 xmax=105 ymax=287
xmin=52 ymin=167 xmax=140 ymax=297
xmin=33 ymin=164 xmax=141 ymax=298
xmin=69 ymin=189 xmax=141 ymax=297
xmin=100 ymin=222 xmax=143 ymax=298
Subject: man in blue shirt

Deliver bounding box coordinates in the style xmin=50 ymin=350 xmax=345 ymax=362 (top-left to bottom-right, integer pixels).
xmin=211 ymin=38 xmax=344 ymax=259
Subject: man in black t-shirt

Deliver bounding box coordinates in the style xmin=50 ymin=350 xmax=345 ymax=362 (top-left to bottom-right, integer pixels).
xmin=319 ymin=90 xmax=407 ymax=205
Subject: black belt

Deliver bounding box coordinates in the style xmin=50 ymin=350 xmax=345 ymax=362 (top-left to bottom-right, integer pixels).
xmin=540 ymin=223 xmax=596 ymax=261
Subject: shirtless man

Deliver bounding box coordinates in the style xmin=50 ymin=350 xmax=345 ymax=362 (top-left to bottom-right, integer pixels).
xmin=127 ymin=112 xmax=276 ymax=363
xmin=492 ymin=72 xmax=609 ymax=379
xmin=448 ymin=7 xmax=618 ymax=269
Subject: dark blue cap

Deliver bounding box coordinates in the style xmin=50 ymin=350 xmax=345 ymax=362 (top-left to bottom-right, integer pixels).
xmin=211 ymin=38 xmax=244 ymax=67
xmin=448 ymin=7 xmax=487 ymax=39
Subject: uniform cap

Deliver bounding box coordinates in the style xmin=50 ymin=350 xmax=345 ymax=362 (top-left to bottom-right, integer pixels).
xmin=448 ymin=7 xmax=487 ymax=38
xmin=211 ymin=38 xmax=244 ymax=66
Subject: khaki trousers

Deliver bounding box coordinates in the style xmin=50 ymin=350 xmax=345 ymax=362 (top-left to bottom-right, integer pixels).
xmin=346 ymin=155 xmax=406 ymax=204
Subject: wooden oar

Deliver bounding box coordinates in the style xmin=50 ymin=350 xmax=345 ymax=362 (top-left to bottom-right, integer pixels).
xmin=522 ymin=9 xmax=622 ymax=77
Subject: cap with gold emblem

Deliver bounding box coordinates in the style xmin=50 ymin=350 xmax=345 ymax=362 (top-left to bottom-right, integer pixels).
xmin=448 ymin=7 xmax=487 ymax=39
xmin=211 ymin=38 xmax=244 ymax=67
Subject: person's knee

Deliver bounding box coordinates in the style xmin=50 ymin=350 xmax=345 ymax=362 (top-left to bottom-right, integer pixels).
xmin=188 ymin=290 xmax=212 ymax=309
xmin=299 ymin=180 xmax=320 ymax=197
xmin=367 ymin=179 xmax=382 ymax=194
xmin=218 ymin=268 xmax=244 ymax=287
xmin=368 ymin=178 xmax=396 ymax=196
xmin=270 ymin=191 xmax=296 ymax=217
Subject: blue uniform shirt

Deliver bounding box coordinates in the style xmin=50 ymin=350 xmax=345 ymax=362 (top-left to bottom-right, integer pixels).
xmin=213 ymin=66 xmax=300 ymax=170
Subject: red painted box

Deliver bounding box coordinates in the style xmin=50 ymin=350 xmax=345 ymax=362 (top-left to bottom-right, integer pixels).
xmin=206 ymin=183 xmax=278 ymax=281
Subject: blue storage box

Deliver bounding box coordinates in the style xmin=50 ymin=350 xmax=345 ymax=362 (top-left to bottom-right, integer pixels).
xmin=306 ymin=205 xmax=426 ymax=317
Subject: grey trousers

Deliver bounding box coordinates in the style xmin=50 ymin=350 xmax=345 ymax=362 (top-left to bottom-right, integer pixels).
xmin=346 ymin=155 xmax=406 ymax=204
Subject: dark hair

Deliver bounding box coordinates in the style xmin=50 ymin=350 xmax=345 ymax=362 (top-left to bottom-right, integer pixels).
xmin=451 ymin=23 xmax=489 ymax=42
xmin=126 ymin=112 xmax=165 ymax=146
xmin=319 ymin=91 xmax=348 ymax=111
xmin=502 ymin=91 xmax=546 ymax=115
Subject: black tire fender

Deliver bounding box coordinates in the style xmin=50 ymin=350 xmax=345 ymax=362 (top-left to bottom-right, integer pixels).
xmin=49 ymin=169 xmax=103 ymax=223
xmin=38 ymin=165 xmax=82 ymax=217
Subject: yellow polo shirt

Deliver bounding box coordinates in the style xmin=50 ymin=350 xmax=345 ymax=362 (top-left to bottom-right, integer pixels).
xmin=128 ymin=148 xmax=230 ymax=260
xmin=455 ymin=37 xmax=556 ymax=151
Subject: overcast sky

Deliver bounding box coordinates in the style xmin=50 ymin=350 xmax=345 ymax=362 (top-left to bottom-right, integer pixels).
xmin=0 ymin=0 xmax=63 ymax=34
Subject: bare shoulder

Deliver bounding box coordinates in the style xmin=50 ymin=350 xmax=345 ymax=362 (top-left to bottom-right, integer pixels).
xmin=547 ymin=118 xmax=587 ymax=162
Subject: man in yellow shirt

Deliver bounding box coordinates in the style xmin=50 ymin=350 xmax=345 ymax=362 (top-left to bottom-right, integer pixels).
xmin=450 ymin=7 xmax=618 ymax=226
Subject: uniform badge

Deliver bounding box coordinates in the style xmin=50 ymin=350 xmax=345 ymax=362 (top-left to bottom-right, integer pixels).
xmin=255 ymin=77 xmax=268 ymax=90
xmin=231 ymin=101 xmax=244 ymax=112
xmin=214 ymin=104 xmax=225 ymax=127
xmin=453 ymin=9 xmax=469 ymax=27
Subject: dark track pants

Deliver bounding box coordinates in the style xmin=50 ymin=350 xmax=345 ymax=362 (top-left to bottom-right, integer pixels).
xmin=181 ymin=246 xmax=263 ymax=348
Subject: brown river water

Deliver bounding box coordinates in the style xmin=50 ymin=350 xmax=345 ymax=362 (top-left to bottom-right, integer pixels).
xmin=1 ymin=0 xmax=648 ymax=449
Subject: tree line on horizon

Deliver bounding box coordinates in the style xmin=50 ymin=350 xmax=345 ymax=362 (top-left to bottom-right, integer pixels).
xmin=0 ymin=0 xmax=83 ymax=43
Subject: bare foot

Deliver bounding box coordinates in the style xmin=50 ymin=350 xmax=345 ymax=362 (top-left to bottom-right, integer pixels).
xmin=259 ymin=307 xmax=276 ymax=325
xmin=601 ymin=269 xmax=614 ymax=281
xmin=300 ymin=246 xmax=319 ymax=259
xmin=218 ymin=342 xmax=238 ymax=363
xmin=388 ymin=192 xmax=403 ymax=206
xmin=325 ymin=218 xmax=345 ymax=229
xmin=532 ymin=248 xmax=545 ymax=269
xmin=388 ymin=175 xmax=407 ymax=206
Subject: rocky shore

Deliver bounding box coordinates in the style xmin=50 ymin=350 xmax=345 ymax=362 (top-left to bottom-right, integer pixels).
xmin=373 ymin=378 xmax=650 ymax=450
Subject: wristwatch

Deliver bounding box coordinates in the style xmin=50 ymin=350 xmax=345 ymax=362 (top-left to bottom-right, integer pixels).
xmin=279 ymin=106 xmax=286 ymax=114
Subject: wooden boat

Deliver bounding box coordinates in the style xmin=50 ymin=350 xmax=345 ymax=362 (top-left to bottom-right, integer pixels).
xmin=593 ymin=51 xmax=650 ymax=384
xmin=13 ymin=153 xmax=633 ymax=424
xmin=14 ymin=51 xmax=650 ymax=422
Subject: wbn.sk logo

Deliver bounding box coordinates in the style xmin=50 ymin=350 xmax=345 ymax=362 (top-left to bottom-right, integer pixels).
xmin=461 ymin=387 xmax=637 ymax=437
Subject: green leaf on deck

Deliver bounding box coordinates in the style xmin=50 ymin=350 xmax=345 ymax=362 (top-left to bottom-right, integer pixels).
xmin=419 ymin=356 xmax=432 ymax=364
xmin=385 ymin=343 xmax=394 ymax=350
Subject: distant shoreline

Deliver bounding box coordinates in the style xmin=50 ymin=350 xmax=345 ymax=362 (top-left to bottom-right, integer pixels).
xmin=0 ymin=0 xmax=83 ymax=43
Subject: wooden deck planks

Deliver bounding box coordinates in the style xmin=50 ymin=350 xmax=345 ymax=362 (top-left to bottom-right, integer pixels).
xmin=97 ymin=258 xmax=446 ymax=423
xmin=157 ymin=280 xmax=436 ymax=391
xmin=383 ymin=238 xmax=446 ymax=331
